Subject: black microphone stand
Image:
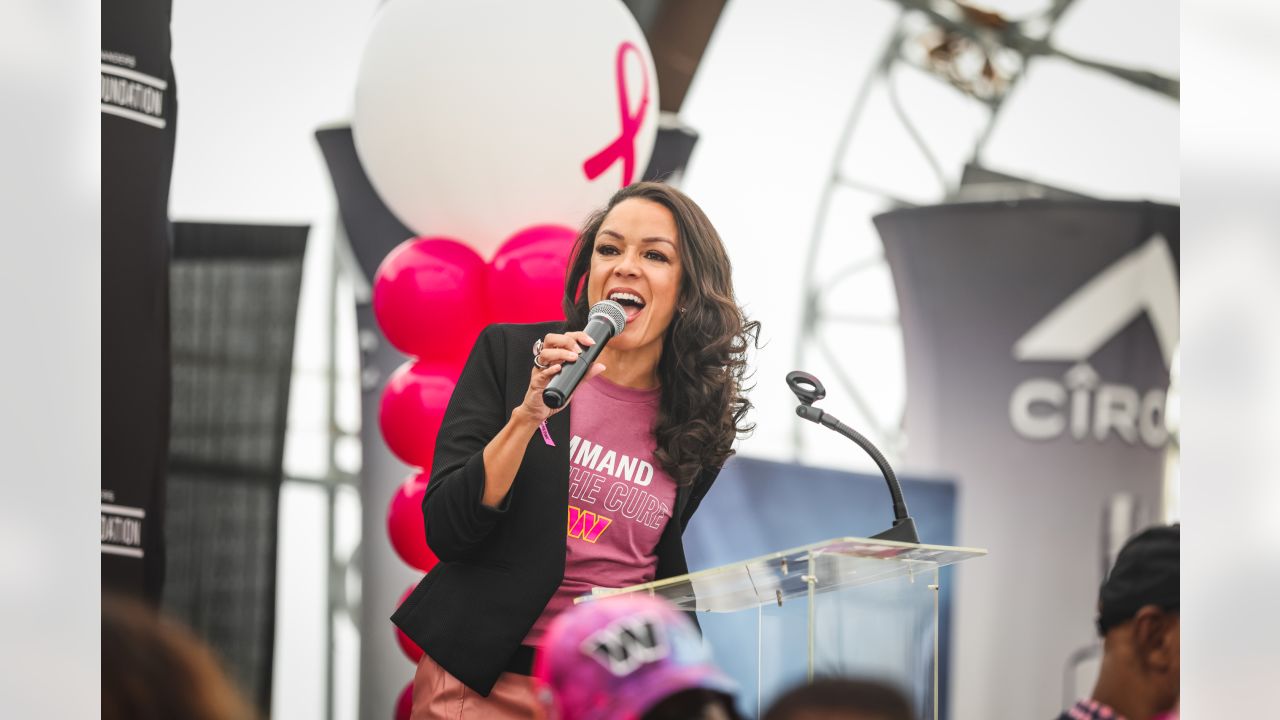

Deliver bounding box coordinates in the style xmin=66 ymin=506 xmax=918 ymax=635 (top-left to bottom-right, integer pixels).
xmin=788 ymin=371 xmax=920 ymax=544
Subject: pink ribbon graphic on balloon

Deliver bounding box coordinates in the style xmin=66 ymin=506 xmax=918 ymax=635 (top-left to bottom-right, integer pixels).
xmin=582 ymin=41 xmax=650 ymax=187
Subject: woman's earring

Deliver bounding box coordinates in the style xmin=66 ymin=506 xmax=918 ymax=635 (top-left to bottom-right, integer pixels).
xmin=679 ymin=306 xmax=687 ymax=314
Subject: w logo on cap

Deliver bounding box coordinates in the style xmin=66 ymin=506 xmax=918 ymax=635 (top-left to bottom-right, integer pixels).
xmin=580 ymin=614 xmax=670 ymax=676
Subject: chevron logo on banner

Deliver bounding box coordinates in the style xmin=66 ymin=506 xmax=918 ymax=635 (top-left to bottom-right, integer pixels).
xmin=1014 ymin=235 xmax=1179 ymax=369
xmin=1009 ymin=235 xmax=1178 ymax=448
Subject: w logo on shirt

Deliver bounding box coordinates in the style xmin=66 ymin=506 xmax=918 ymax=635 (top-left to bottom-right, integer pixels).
xmin=567 ymin=505 xmax=613 ymax=543
xmin=581 ymin=615 xmax=669 ymax=676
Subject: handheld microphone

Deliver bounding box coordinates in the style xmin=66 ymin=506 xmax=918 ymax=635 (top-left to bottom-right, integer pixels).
xmin=542 ymin=300 xmax=627 ymax=409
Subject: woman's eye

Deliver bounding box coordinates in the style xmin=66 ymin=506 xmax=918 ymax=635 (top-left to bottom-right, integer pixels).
xmin=645 ymin=250 xmax=668 ymax=262
xmin=595 ymin=244 xmax=620 ymax=256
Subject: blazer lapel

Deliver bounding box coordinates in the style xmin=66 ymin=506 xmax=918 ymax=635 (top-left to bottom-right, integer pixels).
xmin=674 ymin=469 xmax=697 ymax=522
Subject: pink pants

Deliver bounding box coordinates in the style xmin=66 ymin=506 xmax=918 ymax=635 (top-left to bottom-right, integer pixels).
xmin=411 ymin=652 xmax=546 ymax=720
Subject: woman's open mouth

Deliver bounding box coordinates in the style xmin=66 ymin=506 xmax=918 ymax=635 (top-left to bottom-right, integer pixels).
xmin=608 ymin=290 xmax=646 ymax=322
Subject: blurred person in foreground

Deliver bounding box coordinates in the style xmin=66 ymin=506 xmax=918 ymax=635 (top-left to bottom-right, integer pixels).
xmin=762 ymin=677 xmax=913 ymax=720
xmin=392 ymin=181 xmax=759 ymax=718
xmin=102 ymin=594 xmax=256 ymax=720
xmin=534 ymin=594 xmax=742 ymax=720
xmin=1057 ymin=524 xmax=1179 ymax=720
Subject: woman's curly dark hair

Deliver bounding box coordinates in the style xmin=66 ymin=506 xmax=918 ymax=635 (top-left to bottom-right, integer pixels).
xmin=562 ymin=182 xmax=760 ymax=487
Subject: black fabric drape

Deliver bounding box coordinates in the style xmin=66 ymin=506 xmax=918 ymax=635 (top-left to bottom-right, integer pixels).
xmin=101 ymin=0 xmax=177 ymax=603
xmin=162 ymin=222 xmax=308 ymax=713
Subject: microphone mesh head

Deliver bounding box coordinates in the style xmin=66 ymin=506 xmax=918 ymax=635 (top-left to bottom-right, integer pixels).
xmin=588 ymin=300 xmax=627 ymax=336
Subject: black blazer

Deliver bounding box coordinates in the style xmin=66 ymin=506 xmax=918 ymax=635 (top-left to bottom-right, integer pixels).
xmin=390 ymin=321 xmax=719 ymax=696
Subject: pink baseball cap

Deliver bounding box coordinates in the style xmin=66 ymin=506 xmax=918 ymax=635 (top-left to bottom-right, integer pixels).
xmin=533 ymin=594 xmax=738 ymax=720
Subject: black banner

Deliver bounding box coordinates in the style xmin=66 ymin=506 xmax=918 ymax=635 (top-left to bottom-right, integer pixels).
xmin=101 ymin=0 xmax=177 ymax=602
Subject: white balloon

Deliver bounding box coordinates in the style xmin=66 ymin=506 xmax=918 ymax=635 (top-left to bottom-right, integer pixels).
xmin=353 ymin=0 xmax=659 ymax=260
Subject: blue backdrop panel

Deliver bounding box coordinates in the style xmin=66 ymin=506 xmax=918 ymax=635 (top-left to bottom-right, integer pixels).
xmin=683 ymin=456 xmax=957 ymax=718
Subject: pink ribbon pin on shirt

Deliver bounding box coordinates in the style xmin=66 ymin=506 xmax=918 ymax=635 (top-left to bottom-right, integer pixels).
xmin=582 ymin=41 xmax=650 ymax=187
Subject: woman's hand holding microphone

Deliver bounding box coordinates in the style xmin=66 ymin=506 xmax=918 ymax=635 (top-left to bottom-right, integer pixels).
xmin=516 ymin=331 xmax=607 ymax=423
xmin=480 ymin=331 xmax=606 ymax=508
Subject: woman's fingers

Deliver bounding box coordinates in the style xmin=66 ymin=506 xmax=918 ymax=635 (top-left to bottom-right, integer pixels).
xmin=566 ymin=331 xmax=596 ymax=348
xmin=542 ymin=332 xmax=596 ymax=354
xmin=540 ymin=346 xmax=583 ymax=365
xmin=530 ymin=362 xmax=562 ymax=389
xmin=537 ymin=331 xmax=597 ymax=367
xmin=541 ymin=333 xmax=578 ymax=353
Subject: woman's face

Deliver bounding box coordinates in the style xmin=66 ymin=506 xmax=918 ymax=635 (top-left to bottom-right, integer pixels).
xmin=585 ymin=198 xmax=684 ymax=354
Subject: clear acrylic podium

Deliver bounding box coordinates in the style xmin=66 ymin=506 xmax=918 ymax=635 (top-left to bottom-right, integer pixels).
xmin=578 ymin=537 xmax=986 ymax=719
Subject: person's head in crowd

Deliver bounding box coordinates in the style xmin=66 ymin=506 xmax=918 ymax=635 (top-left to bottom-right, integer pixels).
xmin=762 ymin=677 xmax=914 ymax=720
xmin=1086 ymin=524 xmax=1180 ymax=719
xmin=534 ymin=594 xmax=742 ymax=720
xmin=102 ymin=594 xmax=257 ymax=720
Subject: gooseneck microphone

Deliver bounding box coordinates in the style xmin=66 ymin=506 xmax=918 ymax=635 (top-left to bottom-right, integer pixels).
xmin=787 ymin=370 xmax=920 ymax=544
xmin=542 ymin=300 xmax=628 ymax=409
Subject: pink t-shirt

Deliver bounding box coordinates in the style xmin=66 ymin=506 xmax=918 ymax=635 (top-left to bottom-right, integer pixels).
xmin=524 ymin=375 xmax=677 ymax=646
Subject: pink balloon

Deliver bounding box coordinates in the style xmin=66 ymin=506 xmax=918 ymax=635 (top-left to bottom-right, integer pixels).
xmin=394 ymin=680 xmax=413 ymax=720
xmin=387 ymin=472 xmax=438 ymax=572
xmin=374 ymin=237 xmax=488 ymax=365
xmin=379 ymin=362 xmax=456 ymax=467
xmin=487 ymin=224 xmax=577 ymax=323
xmin=394 ymin=586 xmax=426 ymax=663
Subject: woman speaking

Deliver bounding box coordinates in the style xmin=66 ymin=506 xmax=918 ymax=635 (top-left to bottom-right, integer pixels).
xmin=392 ymin=182 xmax=759 ymax=719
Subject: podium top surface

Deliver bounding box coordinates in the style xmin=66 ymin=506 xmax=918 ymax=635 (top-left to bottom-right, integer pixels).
xmin=580 ymin=536 xmax=987 ymax=613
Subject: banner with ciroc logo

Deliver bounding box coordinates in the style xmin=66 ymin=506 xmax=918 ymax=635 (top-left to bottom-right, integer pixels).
xmin=876 ymin=200 xmax=1178 ymax=719
xmin=102 ymin=0 xmax=177 ymax=602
